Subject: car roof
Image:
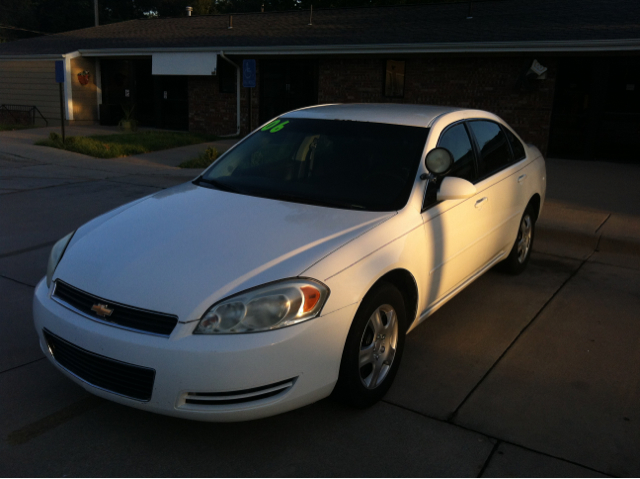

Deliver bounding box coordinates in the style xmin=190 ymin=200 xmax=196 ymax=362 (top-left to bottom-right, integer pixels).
xmin=281 ymin=103 xmax=464 ymax=128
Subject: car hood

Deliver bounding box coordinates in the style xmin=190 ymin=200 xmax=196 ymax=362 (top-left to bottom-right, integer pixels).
xmin=54 ymin=182 xmax=393 ymax=321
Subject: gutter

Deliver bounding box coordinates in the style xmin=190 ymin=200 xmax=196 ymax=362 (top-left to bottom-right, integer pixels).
xmin=0 ymin=54 xmax=66 ymax=61
xmin=2 ymin=38 xmax=639 ymax=62
xmin=72 ymin=38 xmax=640 ymax=56
xmin=218 ymin=52 xmax=241 ymax=138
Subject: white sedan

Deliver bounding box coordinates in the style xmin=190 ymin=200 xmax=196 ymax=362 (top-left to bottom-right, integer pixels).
xmin=34 ymin=104 xmax=546 ymax=421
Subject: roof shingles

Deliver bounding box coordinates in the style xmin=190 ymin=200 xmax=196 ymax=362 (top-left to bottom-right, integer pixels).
xmin=0 ymin=0 xmax=638 ymax=56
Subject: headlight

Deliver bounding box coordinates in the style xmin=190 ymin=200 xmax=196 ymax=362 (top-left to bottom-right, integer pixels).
xmin=46 ymin=231 xmax=75 ymax=288
xmin=195 ymin=279 xmax=330 ymax=334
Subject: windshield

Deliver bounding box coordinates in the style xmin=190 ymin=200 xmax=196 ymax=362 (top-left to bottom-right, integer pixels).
xmin=199 ymin=118 xmax=429 ymax=211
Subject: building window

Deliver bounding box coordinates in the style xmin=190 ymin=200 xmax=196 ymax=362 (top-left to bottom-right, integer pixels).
xmin=219 ymin=59 xmax=236 ymax=94
xmin=384 ymin=60 xmax=405 ymax=97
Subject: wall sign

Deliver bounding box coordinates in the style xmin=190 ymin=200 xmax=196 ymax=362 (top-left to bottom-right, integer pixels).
xmin=384 ymin=60 xmax=405 ymax=98
xmin=243 ymin=59 xmax=256 ymax=88
xmin=55 ymin=60 xmax=65 ymax=83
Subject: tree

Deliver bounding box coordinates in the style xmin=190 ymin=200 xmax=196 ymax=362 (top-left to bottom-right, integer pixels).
xmin=0 ymin=0 xmax=39 ymax=41
xmin=0 ymin=0 xmax=473 ymax=43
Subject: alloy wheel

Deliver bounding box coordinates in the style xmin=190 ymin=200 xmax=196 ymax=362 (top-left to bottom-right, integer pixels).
xmin=359 ymin=304 xmax=399 ymax=389
xmin=517 ymin=214 xmax=533 ymax=263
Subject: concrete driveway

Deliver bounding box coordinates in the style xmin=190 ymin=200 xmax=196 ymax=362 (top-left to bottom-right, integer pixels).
xmin=1 ymin=131 xmax=639 ymax=477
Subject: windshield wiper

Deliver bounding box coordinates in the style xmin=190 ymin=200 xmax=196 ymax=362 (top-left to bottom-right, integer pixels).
xmin=194 ymin=177 xmax=243 ymax=194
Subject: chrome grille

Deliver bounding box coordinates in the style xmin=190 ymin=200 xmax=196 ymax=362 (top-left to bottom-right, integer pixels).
xmin=53 ymin=280 xmax=178 ymax=336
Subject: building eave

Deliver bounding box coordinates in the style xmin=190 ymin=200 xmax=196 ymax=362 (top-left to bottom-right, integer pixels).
xmin=1 ymin=38 xmax=638 ymax=60
xmin=0 ymin=53 xmax=66 ymax=61
xmin=76 ymin=38 xmax=640 ymax=57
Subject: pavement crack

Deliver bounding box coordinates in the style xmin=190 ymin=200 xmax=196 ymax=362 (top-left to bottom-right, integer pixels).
xmin=477 ymin=440 xmax=500 ymax=477
xmin=0 ymin=275 xmax=37 ymax=288
xmin=6 ymin=396 xmax=103 ymax=446
xmin=103 ymin=178 xmax=166 ymax=189
xmin=382 ymin=400 xmax=612 ymax=477
xmin=594 ymin=213 xmax=611 ymax=234
xmin=0 ymin=356 xmax=45 ymax=376
xmin=0 ymin=178 xmax=97 ymax=196
xmin=446 ymin=251 xmax=595 ymax=423
xmin=0 ymin=241 xmax=57 ymax=259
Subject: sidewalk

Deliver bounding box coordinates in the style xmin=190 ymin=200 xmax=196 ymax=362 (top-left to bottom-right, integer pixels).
xmin=0 ymin=125 xmax=237 ymax=177
xmin=128 ymin=138 xmax=239 ymax=167
xmin=537 ymin=158 xmax=640 ymax=267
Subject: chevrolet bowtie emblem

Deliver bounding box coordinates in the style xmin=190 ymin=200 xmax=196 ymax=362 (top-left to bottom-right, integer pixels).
xmin=91 ymin=303 xmax=114 ymax=318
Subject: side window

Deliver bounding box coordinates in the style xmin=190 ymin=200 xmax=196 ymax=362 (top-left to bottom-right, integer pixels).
xmin=468 ymin=120 xmax=512 ymax=178
xmin=504 ymin=127 xmax=526 ymax=161
xmin=437 ymin=123 xmax=476 ymax=182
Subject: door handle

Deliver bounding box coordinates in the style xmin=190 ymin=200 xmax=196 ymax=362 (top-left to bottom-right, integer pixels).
xmin=475 ymin=197 xmax=488 ymax=209
xmin=518 ymin=174 xmax=527 ymax=183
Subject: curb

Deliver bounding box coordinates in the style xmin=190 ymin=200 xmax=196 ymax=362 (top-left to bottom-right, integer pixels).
xmin=536 ymin=222 xmax=640 ymax=260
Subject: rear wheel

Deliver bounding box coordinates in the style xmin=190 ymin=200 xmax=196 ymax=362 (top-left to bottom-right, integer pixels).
xmin=333 ymin=282 xmax=406 ymax=408
xmin=499 ymin=205 xmax=535 ymax=275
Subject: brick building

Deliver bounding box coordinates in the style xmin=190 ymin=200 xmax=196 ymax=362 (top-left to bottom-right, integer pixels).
xmin=0 ymin=0 xmax=638 ymax=160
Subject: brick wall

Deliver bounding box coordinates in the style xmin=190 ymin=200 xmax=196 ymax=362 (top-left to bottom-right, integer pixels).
xmin=189 ymin=58 xmax=260 ymax=137
xmin=189 ymin=55 xmax=557 ymax=154
xmin=318 ymin=56 xmax=557 ymax=154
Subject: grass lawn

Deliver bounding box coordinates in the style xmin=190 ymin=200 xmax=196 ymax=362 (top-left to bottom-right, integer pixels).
xmin=178 ymin=146 xmax=220 ymax=168
xmin=0 ymin=123 xmax=34 ymax=131
xmin=35 ymin=130 xmax=218 ymax=158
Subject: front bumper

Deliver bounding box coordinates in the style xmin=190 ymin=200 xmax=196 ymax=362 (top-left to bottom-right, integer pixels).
xmin=33 ymin=278 xmax=357 ymax=422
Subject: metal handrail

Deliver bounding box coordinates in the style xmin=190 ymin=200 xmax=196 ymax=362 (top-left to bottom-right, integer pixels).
xmin=0 ymin=104 xmax=49 ymax=126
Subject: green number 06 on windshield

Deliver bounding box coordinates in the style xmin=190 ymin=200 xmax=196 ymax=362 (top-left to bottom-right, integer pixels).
xmin=261 ymin=119 xmax=289 ymax=133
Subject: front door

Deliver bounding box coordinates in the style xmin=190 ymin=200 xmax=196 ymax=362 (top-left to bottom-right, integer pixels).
xmin=259 ymin=61 xmax=317 ymax=123
xmin=153 ymin=75 xmax=189 ymax=130
xmin=421 ymin=122 xmax=491 ymax=306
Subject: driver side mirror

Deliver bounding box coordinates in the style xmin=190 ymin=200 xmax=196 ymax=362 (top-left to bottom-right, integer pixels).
xmin=437 ymin=176 xmax=477 ymax=201
xmin=425 ymin=147 xmax=454 ymax=177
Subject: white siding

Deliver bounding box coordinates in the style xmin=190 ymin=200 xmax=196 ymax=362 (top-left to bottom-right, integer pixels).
xmin=0 ymin=60 xmax=61 ymax=126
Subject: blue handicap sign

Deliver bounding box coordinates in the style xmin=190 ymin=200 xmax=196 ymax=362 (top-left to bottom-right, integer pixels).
xmin=55 ymin=60 xmax=65 ymax=83
xmin=242 ymin=59 xmax=256 ymax=88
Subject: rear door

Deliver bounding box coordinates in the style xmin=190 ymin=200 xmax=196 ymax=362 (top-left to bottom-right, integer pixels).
xmin=466 ymin=120 xmax=530 ymax=257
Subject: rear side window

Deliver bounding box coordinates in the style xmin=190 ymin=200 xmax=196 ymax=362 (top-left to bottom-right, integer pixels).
xmin=505 ymin=128 xmax=526 ymax=161
xmin=468 ymin=120 xmax=512 ymax=178
xmin=437 ymin=123 xmax=476 ymax=182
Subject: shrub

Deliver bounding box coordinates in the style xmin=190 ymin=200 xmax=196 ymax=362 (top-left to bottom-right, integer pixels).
xmin=179 ymin=147 xmax=219 ymax=169
xmin=35 ymin=131 xmax=219 ymax=159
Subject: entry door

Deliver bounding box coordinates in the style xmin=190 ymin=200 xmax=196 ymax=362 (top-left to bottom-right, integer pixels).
xmin=153 ymin=75 xmax=189 ymax=130
xmin=260 ymin=61 xmax=317 ymax=123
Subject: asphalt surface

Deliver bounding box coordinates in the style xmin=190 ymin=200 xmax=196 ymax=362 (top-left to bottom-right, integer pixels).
xmin=1 ymin=130 xmax=639 ymax=477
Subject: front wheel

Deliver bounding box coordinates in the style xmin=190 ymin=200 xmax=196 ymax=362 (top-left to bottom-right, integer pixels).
xmin=499 ymin=206 xmax=535 ymax=275
xmin=333 ymin=282 xmax=406 ymax=408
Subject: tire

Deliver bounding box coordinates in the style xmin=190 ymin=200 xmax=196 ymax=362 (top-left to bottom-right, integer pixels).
xmin=499 ymin=205 xmax=536 ymax=275
xmin=333 ymin=282 xmax=406 ymax=408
